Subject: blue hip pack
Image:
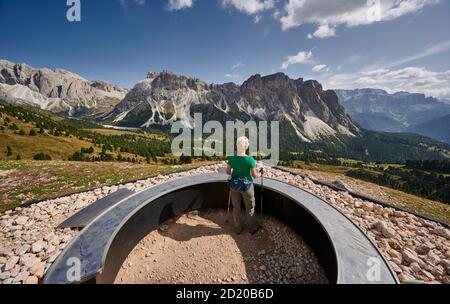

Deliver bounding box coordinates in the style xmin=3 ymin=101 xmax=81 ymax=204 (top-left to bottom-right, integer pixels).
xmin=228 ymin=177 xmax=253 ymax=192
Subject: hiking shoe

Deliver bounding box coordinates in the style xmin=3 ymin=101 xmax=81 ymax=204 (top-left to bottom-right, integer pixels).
xmin=250 ymin=225 xmax=262 ymax=235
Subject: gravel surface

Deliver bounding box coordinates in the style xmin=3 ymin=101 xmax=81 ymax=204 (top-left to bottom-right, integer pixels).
xmin=115 ymin=210 xmax=328 ymax=284
xmin=0 ymin=164 xmax=449 ymax=284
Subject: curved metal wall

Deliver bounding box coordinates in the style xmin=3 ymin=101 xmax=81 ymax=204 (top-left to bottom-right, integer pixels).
xmin=43 ymin=174 xmax=398 ymax=284
xmin=96 ymin=182 xmax=337 ymax=284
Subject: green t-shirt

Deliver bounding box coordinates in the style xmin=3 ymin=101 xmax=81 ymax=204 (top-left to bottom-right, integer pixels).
xmin=227 ymin=155 xmax=256 ymax=181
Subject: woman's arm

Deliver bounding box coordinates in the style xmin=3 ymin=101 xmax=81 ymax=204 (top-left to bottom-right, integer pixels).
xmin=251 ymin=161 xmax=264 ymax=179
xmin=226 ymin=165 xmax=232 ymax=175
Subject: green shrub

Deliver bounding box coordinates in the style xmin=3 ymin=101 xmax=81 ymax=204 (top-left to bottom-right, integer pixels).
xmin=33 ymin=153 xmax=52 ymax=161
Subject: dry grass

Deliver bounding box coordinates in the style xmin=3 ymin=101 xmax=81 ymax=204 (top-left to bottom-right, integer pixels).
xmin=0 ymin=116 xmax=91 ymax=160
xmin=86 ymin=128 xmax=168 ymax=140
xmin=0 ymin=116 xmax=156 ymax=161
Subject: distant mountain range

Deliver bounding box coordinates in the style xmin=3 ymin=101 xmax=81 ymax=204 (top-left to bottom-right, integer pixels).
xmin=0 ymin=60 xmax=127 ymax=118
xmin=336 ymin=89 xmax=450 ymax=143
xmin=103 ymin=71 xmax=358 ymax=143
xmin=409 ymin=114 xmax=450 ymax=145
xmin=1 ymin=60 xmax=449 ymax=162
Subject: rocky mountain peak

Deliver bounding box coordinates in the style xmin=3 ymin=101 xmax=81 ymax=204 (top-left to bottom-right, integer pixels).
xmin=109 ymin=71 xmax=359 ymax=142
xmin=146 ymin=70 xmax=208 ymax=91
xmin=0 ymin=59 xmax=127 ymax=117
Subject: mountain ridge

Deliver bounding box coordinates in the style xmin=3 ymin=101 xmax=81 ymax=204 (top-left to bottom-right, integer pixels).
xmin=1 ymin=61 xmax=449 ymax=162
xmin=106 ymin=70 xmax=359 ymax=143
xmin=0 ymin=60 xmax=127 ymax=118
xmin=409 ymin=114 xmax=450 ymax=144
xmin=336 ymin=88 xmax=450 ymax=135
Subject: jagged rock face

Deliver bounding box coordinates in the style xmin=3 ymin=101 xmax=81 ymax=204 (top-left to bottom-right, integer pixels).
xmin=0 ymin=60 xmax=127 ymax=117
xmin=110 ymin=71 xmax=358 ymax=142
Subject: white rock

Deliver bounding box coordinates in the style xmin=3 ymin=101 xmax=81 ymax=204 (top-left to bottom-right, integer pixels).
xmin=31 ymin=241 xmax=45 ymax=253
xmin=20 ymin=254 xmax=41 ymax=269
xmin=402 ymin=248 xmax=420 ymax=265
xmin=0 ymin=271 xmax=11 ymax=280
xmin=388 ymin=249 xmax=402 ymax=261
xmin=416 ymin=242 xmax=435 ymax=255
xmin=4 ymin=256 xmax=19 ymax=271
xmin=389 ymin=262 xmax=402 ymax=273
xmin=372 ymin=221 xmax=396 ymax=238
xmin=361 ymin=202 xmax=374 ymax=212
xmin=14 ymin=216 xmax=28 ymax=225
xmin=13 ymin=271 xmax=30 ymax=283
xmin=24 ymin=275 xmax=39 ymax=284
xmin=16 ymin=244 xmax=31 ymax=255
xmin=432 ymin=227 xmax=450 ymax=240
xmin=332 ymin=180 xmax=352 ymax=192
xmin=410 ymin=263 xmax=421 ymax=273
xmin=420 ymin=269 xmax=435 ymax=281
xmin=48 ymin=252 xmax=60 ymax=263
xmin=424 ymin=251 xmax=441 ymax=266
xmin=30 ymin=261 xmax=45 ymax=278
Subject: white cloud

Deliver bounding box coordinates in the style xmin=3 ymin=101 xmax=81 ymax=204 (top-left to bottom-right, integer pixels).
xmin=281 ymin=50 xmax=313 ymax=69
xmin=312 ymin=64 xmax=329 ymax=72
xmin=231 ymin=62 xmax=245 ymax=70
xmin=280 ymin=0 xmax=438 ymax=38
xmin=326 ymin=66 xmax=450 ymax=99
xmin=221 ymin=0 xmax=275 ymax=15
xmin=388 ymin=40 xmax=450 ymax=68
xmin=167 ymin=0 xmax=194 ymax=11
xmin=120 ymin=0 xmax=146 ymax=8
xmin=308 ymin=24 xmax=336 ymax=39
xmin=225 ymin=73 xmax=241 ymax=78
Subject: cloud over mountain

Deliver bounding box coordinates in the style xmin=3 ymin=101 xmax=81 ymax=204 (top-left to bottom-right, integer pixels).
xmin=281 ymin=50 xmax=313 ymax=69
xmin=279 ymin=0 xmax=438 ymax=38
xmin=327 ymin=66 xmax=450 ymax=99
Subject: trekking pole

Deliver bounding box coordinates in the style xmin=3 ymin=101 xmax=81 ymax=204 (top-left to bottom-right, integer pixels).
xmin=260 ymin=168 xmax=264 ymax=219
xmin=225 ymin=190 xmax=231 ymax=225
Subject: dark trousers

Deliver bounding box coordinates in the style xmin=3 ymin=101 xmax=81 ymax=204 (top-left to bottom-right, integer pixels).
xmin=230 ymin=184 xmax=258 ymax=232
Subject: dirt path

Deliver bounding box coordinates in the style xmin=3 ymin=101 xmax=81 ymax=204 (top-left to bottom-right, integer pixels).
xmin=115 ymin=209 xmax=328 ymax=284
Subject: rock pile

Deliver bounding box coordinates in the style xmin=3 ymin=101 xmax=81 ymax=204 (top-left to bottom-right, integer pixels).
xmin=266 ymin=168 xmax=450 ymax=284
xmin=0 ymin=165 xmax=219 ymax=284
xmin=1 ymin=164 xmax=449 ymax=284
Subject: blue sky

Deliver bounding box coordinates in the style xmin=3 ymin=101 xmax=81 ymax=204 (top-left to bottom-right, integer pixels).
xmin=1 ymin=0 xmax=450 ymax=99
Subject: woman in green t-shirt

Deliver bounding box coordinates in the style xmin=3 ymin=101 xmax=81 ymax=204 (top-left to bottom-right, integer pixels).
xmin=226 ymin=136 xmax=263 ymax=235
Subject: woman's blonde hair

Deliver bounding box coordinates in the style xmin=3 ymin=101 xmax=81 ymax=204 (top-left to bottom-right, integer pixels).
xmin=236 ymin=136 xmax=249 ymax=155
